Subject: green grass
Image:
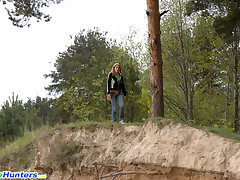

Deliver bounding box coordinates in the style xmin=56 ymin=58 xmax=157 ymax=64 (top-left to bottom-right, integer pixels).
xmin=62 ymin=120 xmax=144 ymax=130
xmin=63 ymin=120 xmax=110 ymax=128
xmin=145 ymin=116 xmax=240 ymax=142
xmin=125 ymin=121 xmax=144 ymax=126
xmin=0 ymin=125 xmax=52 ymax=159
xmin=200 ymin=126 xmax=240 ymax=141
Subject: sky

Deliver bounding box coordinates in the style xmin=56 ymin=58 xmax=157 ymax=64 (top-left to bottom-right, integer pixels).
xmin=0 ymin=0 xmax=148 ymax=106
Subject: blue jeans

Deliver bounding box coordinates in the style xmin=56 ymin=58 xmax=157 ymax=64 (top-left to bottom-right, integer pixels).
xmin=111 ymin=93 xmax=124 ymax=123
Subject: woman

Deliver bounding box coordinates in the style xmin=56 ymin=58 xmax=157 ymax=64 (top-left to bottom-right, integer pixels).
xmin=107 ymin=63 xmax=127 ymax=124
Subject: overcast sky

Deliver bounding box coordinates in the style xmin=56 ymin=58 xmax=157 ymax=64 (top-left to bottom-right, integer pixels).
xmin=0 ymin=0 xmax=148 ymax=106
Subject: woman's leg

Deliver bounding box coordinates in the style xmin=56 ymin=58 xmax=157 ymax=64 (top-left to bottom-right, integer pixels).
xmin=111 ymin=94 xmax=117 ymax=123
xmin=118 ymin=94 xmax=124 ymax=123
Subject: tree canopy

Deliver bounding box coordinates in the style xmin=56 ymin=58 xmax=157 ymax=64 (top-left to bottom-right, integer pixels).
xmin=1 ymin=0 xmax=63 ymax=27
xmin=186 ymin=0 xmax=240 ymax=42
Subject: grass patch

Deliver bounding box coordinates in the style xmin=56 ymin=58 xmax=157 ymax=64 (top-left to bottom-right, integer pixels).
xmin=10 ymin=146 xmax=36 ymax=170
xmin=59 ymin=162 xmax=67 ymax=171
xmin=63 ymin=120 xmax=112 ymax=132
xmin=144 ymin=117 xmax=240 ymax=142
xmin=200 ymin=126 xmax=240 ymax=141
xmin=125 ymin=122 xmax=144 ymax=126
xmin=67 ymin=118 xmax=240 ymax=142
xmin=166 ymin=117 xmax=240 ymax=142
xmin=0 ymin=125 xmax=52 ymax=159
xmin=62 ymin=120 xmax=144 ymax=132
xmin=64 ymin=120 xmax=108 ymax=129
xmin=146 ymin=117 xmax=178 ymax=129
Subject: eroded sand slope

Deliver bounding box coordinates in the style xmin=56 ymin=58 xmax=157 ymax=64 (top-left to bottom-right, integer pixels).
xmin=30 ymin=121 xmax=240 ymax=179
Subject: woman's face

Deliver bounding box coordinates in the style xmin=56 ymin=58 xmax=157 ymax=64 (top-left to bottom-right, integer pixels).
xmin=114 ymin=65 xmax=120 ymax=73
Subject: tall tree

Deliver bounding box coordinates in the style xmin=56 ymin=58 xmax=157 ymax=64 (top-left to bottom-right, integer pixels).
xmin=186 ymin=0 xmax=240 ymax=131
xmin=45 ymin=28 xmax=114 ymax=121
xmin=146 ymin=0 xmax=164 ymax=117
xmin=122 ymin=27 xmax=151 ymax=121
xmin=160 ymin=0 xmax=196 ymax=121
xmin=160 ymin=0 xmax=228 ymax=125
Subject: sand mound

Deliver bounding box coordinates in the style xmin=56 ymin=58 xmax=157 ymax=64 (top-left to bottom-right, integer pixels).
xmin=27 ymin=121 xmax=240 ymax=179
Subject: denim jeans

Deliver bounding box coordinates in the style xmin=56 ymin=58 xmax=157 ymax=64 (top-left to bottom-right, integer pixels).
xmin=111 ymin=93 xmax=124 ymax=123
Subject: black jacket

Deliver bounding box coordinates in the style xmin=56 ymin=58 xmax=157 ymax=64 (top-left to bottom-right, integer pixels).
xmin=107 ymin=72 xmax=126 ymax=96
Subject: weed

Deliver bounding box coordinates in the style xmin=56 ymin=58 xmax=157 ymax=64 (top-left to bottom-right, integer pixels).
xmin=112 ymin=147 xmax=121 ymax=156
xmin=64 ymin=140 xmax=79 ymax=156
xmin=59 ymin=162 xmax=67 ymax=171
xmin=78 ymin=152 xmax=84 ymax=159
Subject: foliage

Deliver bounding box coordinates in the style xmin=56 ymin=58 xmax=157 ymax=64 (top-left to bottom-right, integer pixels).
xmin=0 ymin=94 xmax=25 ymax=141
xmin=120 ymin=27 xmax=150 ymax=121
xmin=0 ymin=94 xmax=51 ymax=142
xmin=0 ymin=125 xmax=51 ymax=159
xmin=46 ymin=97 xmax=71 ymax=125
xmin=185 ymin=0 xmax=240 ymax=131
xmin=159 ymin=0 xmax=240 ymax=132
xmin=45 ymin=28 xmax=147 ymax=122
xmin=45 ymin=28 xmax=113 ymax=121
xmin=161 ymin=0 xmax=198 ymax=121
xmin=186 ymin=0 xmax=240 ymax=43
xmin=1 ymin=0 xmax=63 ymax=27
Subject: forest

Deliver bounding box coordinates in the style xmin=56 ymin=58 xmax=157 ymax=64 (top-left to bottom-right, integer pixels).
xmin=0 ymin=0 xmax=239 ymax=143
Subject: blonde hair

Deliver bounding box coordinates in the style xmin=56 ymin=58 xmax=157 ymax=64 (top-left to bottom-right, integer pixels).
xmin=110 ymin=63 xmax=122 ymax=75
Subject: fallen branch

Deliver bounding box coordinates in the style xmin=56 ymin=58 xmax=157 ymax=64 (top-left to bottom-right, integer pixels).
xmin=101 ymin=170 xmax=160 ymax=179
xmin=93 ymin=162 xmax=118 ymax=169
xmin=93 ymin=162 xmax=120 ymax=180
xmin=93 ymin=162 xmax=161 ymax=179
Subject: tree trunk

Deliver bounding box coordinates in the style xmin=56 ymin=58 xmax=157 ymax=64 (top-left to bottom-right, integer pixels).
xmin=146 ymin=0 xmax=164 ymax=117
xmin=233 ymin=45 xmax=239 ymax=132
xmin=182 ymin=65 xmax=190 ymax=120
xmin=225 ymin=69 xmax=230 ymax=124
xmin=189 ymin=82 xmax=194 ymax=120
xmin=176 ymin=0 xmax=191 ymax=121
xmin=178 ymin=25 xmax=190 ymax=121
